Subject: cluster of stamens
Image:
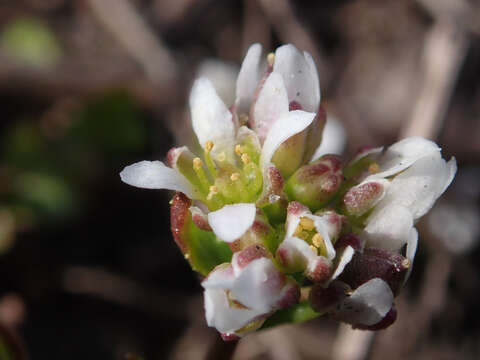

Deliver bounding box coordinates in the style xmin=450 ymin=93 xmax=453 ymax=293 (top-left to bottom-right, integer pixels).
xmin=293 ymin=217 xmax=327 ymax=256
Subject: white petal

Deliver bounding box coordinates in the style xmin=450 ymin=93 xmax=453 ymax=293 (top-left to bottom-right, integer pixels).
xmin=330 ymin=246 xmax=355 ymax=282
xmin=260 ymin=110 xmax=316 ymax=168
xmin=273 ymin=45 xmax=320 ymax=112
xmin=235 ymin=43 xmax=263 ymax=115
xmin=367 ymin=137 xmax=440 ymax=180
xmin=309 ymin=214 xmax=336 ymax=260
xmin=208 ymin=203 xmax=256 ymax=243
xmin=311 ymin=115 xmax=346 ymax=160
xmin=253 ymin=72 xmax=289 ymax=142
xmin=204 ymin=288 xmax=264 ymax=334
xmin=383 ymin=153 xmax=456 ymax=220
xmin=279 ymin=236 xmax=318 ymax=266
xmin=364 ymin=204 xmax=413 ymax=251
xmin=189 ymin=78 xmax=235 ymax=158
xmin=336 ymin=278 xmax=393 ymax=326
xmin=231 ymin=258 xmax=284 ymax=313
xmin=120 ymin=160 xmax=197 ymax=199
xmin=404 ymin=227 xmax=418 ymax=284
xmin=202 ymin=264 xmax=235 ymax=289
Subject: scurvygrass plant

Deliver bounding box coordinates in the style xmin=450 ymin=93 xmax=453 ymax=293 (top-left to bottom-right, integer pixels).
xmin=120 ymin=44 xmax=456 ymax=340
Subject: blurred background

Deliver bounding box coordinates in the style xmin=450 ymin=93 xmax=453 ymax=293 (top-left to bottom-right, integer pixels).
xmin=0 ymin=0 xmax=479 ymax=359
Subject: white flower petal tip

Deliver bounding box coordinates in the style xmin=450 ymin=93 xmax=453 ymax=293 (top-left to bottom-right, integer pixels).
xmin=189 ymin=77 xmax=234 ymax=157
xmin=260 ymin=110 xmax=316 ymax=168
xmin=334 ymin=278 xmax=394 ymax=326
xmin=208 ymin=203 xmax=256 ymax=243
xmin=330 ymin=246 xmax=355 ymax=282
xmin=120 ymin=160 xmax=196 ymax=199
xmin=273 ymin=44 xmax=320 ymax=112
xmin=253 ymin=72 xmax=289 ymax=142
xmin=236 ymin=43 xmax=263 ymax=115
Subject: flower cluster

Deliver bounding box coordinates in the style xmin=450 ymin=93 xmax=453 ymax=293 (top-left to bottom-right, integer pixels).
xmin=120 ymin=44 xmax=456 ymax=339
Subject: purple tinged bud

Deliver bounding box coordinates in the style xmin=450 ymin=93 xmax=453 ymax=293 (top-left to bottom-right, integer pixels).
xmin=335 ymin=234 xmax=365 ymax=252
xmin=284 ymin=154 xmax=344 ymax=212
xmin=338 ymin=248 xmax=410 ymax=296
xmin=343 ymin=181 xmax=386 ymax=216
xmin=309 ymin=281 xmax=349 ymax=313
xmin=233 ymin=244 xmax=270 ymax=269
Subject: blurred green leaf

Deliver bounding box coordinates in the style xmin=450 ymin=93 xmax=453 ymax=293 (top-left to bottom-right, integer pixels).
xmin=70 ymin=92 xmax=146 ymax=155
xmin=1 ymin=17 xmax=62 ymax=68
xmin=13 ymin=172 xmax=76 ymax=218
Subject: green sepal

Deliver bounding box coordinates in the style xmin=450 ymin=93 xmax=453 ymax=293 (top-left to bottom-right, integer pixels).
xmin=260 ymin=301 xmax=322 ymax=330
xmin=187 ymin=222 xmax=232 ymax=276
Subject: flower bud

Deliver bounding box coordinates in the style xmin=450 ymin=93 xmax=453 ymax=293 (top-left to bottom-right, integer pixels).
xmin=285 ymin=155 xmax=344 ymax=212
xmin=256 ymin=165 xmax=288 ymax=224
xmin=338 ymin=247 xmax=410 ymax=296
xmin=229 ymin=209 xmax=279 ymax=254
xmin=309 ymin=281 xmax=349 ymax=313
xmin=343 ymin=180 xmax=388 ymax=217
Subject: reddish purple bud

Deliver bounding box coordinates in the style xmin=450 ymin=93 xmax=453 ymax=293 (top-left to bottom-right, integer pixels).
xmin=309 ymin=281 xmax=349 ymax=313
xmin=307 ymin=257 xmax=333 ymax=283
xmin=343 ymin=181 xmax=386 ymax=216
xmin=353 ymin=304 xmax=397 ymax=330
xmin=276 ymin=282 xmax=301 ymax=309
xmin=335 ymin=234 xmax=364 ymax=252
xmin=338 ymin=248 xmax=410 ymax=296
xmin=234 ymin=244 xmax=269 ymax=269
xmin=285 ymin=154 xmax=344 ymax=212
xmin=170 ymin=192 xmax=191 ymax=254
xmin=257 ymin=166 xmax=288 ymax=223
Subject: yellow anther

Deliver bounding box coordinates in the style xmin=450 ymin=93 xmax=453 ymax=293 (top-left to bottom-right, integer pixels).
xmin=230 ymin=172 xmax=240 ymax=181
xmin=239 ymin=114 xmax=249 ymax=125
xmin=235 ymin=144 xmax=244 ymax=156
xmin=300 ymin=217 xmax=315 ymax=231
xmin=309 ymin=245 xmax=318 ymax=255
xmin=205 ymin=140 xmax=214 ymax=152
xmin=193 ymin=157 xmax=203 ymax=170
xmin=207 ymin=185 xmax=219 ymax=200
xmin=241 ymin=153 xmax=251 ymax=164
xmin=402 ymin=258 xmax=411 ymax=268
xmin=267 ymin=52 xmax=275 ymax=66
xmin=294 ymin=224 xmax=303 ymax=237
xmin=184 ymin=253 xmax=190 ymax=260
xmin=312 ymin=233 xmax=324 ymax=248
xmin=368 ymin=162 xmax=380 ymax=174
xmin=217 ymin=152 xmax=226 ymax=162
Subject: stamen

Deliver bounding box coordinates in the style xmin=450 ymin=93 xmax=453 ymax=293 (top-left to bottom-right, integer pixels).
xmin=230 ymin=172 xmax=240 ymax=181
xmin=267 ymin=52 xmax=275 ymax=67
xmin=193 ymin=157 xmax=203 ymax=170
xmin=235 ymin=144 xmax=244 ymax=156
xmin=300 ymin=217 xmax=315 ymax=231
xmin=205 ymin=140 xmax=214 ymax=152
xmin=207 ymin=185 xmax=219 ymax=200
xmin=184 ymin=253 xmax=190 ymax=260
xmin=402 ymin=258 xmax=411 ymax=268
xmin=241 ymin=153 xmax=251 ymax=164
xmin=193 ymin=157 xmax=211 ymax=192
xmin=368 ymin=162 xmax=380 ymax=174
xmin=309 ymin=245 xmax=318 ymax=255
xmin=239 ymin=114 xmax=249 ymax=126
xmin=312 ymin=233 xmax=324 ymax=248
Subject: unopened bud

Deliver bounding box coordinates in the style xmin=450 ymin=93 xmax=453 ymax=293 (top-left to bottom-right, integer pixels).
xmin=343 ymin=180 xmax=388 ymax=217
xmin=338 ymin=248 xmax=410 ymax=296
xmin=285 ymin=155 xmax=344 ymax=212
xmin=309 ymin=281 xmax=349 ymax=313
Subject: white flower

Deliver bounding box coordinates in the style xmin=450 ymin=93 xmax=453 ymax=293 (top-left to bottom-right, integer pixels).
xmin=202 ymin=245 xmax=299 ymax=337
xmin=344 ymin=136 xmax=456 ymax=282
